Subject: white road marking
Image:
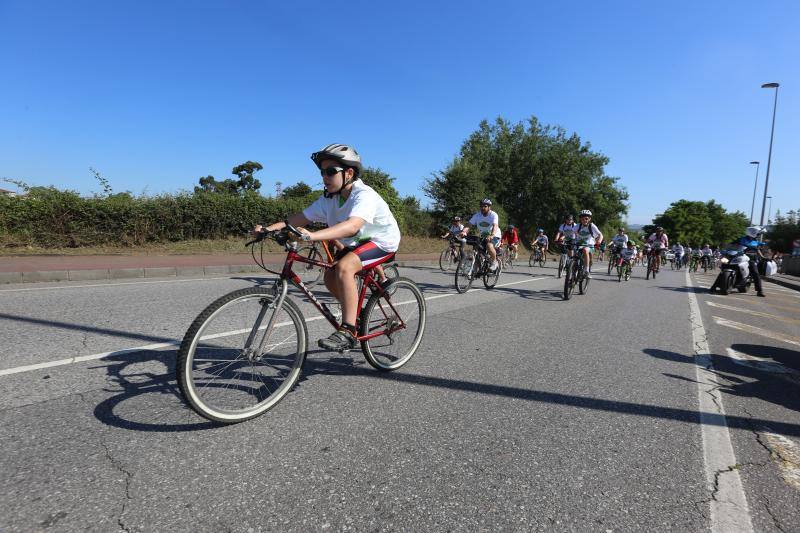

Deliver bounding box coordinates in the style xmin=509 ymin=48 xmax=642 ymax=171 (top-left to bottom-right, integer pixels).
xmin=0 ymin=276 xmax=233 ymax=293
xmin=712 ymin=316 xmax=800 ymax=348
xmin=706 ymin=301 xmax=800 ymax=325
xmin=0 ymin=275 xmax=549 ymax=377
xmin=687 ymin=271 xmax=754 ymax=532
xmin=725 ymin=347 xmax=797 ymax=375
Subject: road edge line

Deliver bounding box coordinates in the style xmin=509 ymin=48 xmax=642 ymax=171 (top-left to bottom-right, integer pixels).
xmin=686 ymin=271 xmax=754 ymax=533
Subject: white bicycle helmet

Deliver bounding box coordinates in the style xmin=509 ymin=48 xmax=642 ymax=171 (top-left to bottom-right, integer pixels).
xmin=311 ymin=143 xmax=362 ymax=197
xmin=481 ymin=198 xmax=492 ymax=206
xmin=745 ymin=226 xmax=763 ymax=239
xmin=579 ymin=209 xmax=592 ymax=217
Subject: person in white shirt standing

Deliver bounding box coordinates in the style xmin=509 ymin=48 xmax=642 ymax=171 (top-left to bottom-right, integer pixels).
xmin=255 ymin=143 xmax=400 ymax=352
xmin=460 ymin=198 xmax=502 ymax=271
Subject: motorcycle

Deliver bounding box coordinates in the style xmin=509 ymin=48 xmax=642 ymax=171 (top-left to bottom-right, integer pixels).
xmin=710 ymin=248 xmax=751 ymax=295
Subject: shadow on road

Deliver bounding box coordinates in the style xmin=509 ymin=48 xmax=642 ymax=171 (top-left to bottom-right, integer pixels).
xmin=92 ymin=344 xmax=800 ymax=436
xmin=643 ymin=347 xmax=800 ymax=416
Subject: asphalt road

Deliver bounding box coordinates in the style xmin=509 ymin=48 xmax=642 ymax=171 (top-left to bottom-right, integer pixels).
xmin=1 ymin=259 xmax=798 ymax=532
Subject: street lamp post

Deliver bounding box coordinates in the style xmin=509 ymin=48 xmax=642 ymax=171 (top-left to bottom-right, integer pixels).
xmin=749 ymin=161 xmax=760 ymax=224
xmin=767 ymin=196 xmax=773 ymax=225
xmin=759 ymin=82 xmax=780 ymax=226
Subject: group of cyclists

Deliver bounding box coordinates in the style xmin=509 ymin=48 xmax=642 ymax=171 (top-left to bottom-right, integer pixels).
xmin=252 ymin=142 xmax=760 ymax=354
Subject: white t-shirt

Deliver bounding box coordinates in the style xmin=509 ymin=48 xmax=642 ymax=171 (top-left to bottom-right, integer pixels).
xmin=611 ymin=234 xmax=629 ymax=248
xmin=621 ymin=247 xmax=637 ymax=260
xmin=469 ymin=210 xmax=501 ymax=238
xmin=576 ymin=223 xmax=602 ymax=246
xmin=448 ymin=223 xmax=464 ymax=234
xmin=558 ymin=223 xmax=579 ymax=239
xmin=302 ymin=180 xmax=401 ymax=252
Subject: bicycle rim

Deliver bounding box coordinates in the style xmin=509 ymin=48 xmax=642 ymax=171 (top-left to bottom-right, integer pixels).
xmin=176 ymin=287 xmax=307 ymax=424
xmin=360 ymin=278 xmax=426 ymax=371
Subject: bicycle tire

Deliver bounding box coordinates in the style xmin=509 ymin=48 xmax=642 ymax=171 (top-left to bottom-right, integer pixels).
xmin=439 ymin=248 xmax=453 ymax=272
xmin=296 ymin=246 xmax=324 ymax=287
xmin=579 ymin=269 xmax=590 ymax=294
xmin=617 ymin=263 xmax=623 ymax=282
xmin=538 ymin=254 xmax=545 ymax=268
xmin=528 ymin=252 xmax=535 ymax=268
xmin=383 ymin=263 xmax=400 ymax=280
xmin=563 ymin=259 xmax=575 ymax=300
xmin=557 ymin=255 xmax=565 ymax=278
xmin=607 ymin=257 xmax=613 ymax=275
xmin=360 ymin=277 xmax=426 ymax=371
xmin=455 ymin=253 xmax=475 ymax=293
xmin=483 ymin=260 xmax=501 ymax=289
xmin=176 ymin=287 xmax=308 ymax=424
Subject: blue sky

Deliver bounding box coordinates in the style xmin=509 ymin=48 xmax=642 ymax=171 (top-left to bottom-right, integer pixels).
xmin=1 ymin=0 xmax=797 ymax=224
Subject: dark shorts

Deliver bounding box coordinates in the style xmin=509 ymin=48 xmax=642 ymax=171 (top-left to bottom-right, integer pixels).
xmin=334 ymin=241 xmax=395 ymax=268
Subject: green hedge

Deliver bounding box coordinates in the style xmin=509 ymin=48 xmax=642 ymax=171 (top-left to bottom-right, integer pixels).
xmin=0 ymin=187 xmax=434 ymax=248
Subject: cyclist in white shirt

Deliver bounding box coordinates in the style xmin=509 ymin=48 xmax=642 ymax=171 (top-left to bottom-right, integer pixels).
xmin=576 ymin=210 xmax=603 ymax=278
xmin=555 ymin=214 xmax=579 ymax=257
xmin=460 ymin=198 xmax=502 ymax=271
xmin=255 ymin=143 xmax=400 ymax=352
xmin=611 ymin=228 xmax=628 ymax=253
xmin=700 ymin=244 xmax=712 ymax=269
xmin=620 ymin=240 xmax=638 ymax=270
xmin=673 ymin=242 xmax=685 ymax=268
xmin=533 ymin=229 xmax=549 ymax=261
xmin=647 ymin=226 xmax=669 ymax=272
xmin=441 ymin=216 xmax=464 ymax=239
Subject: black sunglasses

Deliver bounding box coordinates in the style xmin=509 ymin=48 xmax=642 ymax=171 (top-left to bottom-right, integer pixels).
xmin=320 ymin=166 xmax=345 ymax=177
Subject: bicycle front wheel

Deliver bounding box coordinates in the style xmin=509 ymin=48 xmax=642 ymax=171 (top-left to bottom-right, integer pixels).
xmin=557 ymin=255 xmax=565 ymax=278
xmin=360 ymin=278 xmax=426 ymax=371
xmin=176 ymin=287 xmax=308 ymax=424
xmin=455 ymin=253 xmax=475 ymax=293
xmin=563 ymin=260 xmax=575 ymax=300
xmin=439 ymin=248 xmax=453 ymax=271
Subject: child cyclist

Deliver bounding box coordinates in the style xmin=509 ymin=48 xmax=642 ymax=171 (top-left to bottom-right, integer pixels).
xmin=254 ymin=144 xmax=400 ymax=352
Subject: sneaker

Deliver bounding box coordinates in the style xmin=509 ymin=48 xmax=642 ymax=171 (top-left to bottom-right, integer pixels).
xmin=318 ymin=329 xmax=358 ymax=353
xmin=490 ymin=261 xmax=499 ymax=271
xmin=757 ymin=291 xmax=765 ymax=297
xmin=585 ymin=271 xmax=592 ymax=279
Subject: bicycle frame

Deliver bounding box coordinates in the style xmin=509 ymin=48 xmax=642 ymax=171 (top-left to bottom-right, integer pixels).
xmin=277 ymin=243 xmax=405 ymax=342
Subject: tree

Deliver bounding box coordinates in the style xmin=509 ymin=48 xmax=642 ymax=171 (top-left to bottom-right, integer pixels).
xmin=282 ymin=181 xmax=313 ymax=199
xmin=650 ymin=200 xmax=748 ymax=247
xmin=767 ymin=210 xmax=800 ymax=253
xmin=194 ymin=161 xmax=263 ymax=195
xmin=424 ymin=115 xmax=628 ymax=240
xmin=360 ymin=167 xmax=406 ymax=231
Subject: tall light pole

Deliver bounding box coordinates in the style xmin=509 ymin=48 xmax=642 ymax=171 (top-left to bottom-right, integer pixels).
xmin=767 ymin=196 xmax=773 ymax=224
xmin=759 ymin=82 xmax=779 ymax=226
xmin=749 ymin=161 xmax=760 ymax=224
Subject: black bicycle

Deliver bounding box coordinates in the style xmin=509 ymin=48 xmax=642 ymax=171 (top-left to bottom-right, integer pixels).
xmin=455 ymin=235 xmax=502 ymax=293
xmin=606 ymin=245 xmax=622 ymax=275
xmin=439 ymin=236 xmax=463 ymax=272
xmin=563 ymin=243 xmax=591 ymax=300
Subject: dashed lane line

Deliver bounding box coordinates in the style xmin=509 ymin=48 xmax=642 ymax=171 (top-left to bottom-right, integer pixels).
xmin=706 ymin=301 xmax=800 ymax=325
xmin=0 ymin=275 xmax=549 ymax=377
xmin=687 ymin=271 xmax=754 ymax=532
xmin=712 ymin=316 xmax=800 ymax=348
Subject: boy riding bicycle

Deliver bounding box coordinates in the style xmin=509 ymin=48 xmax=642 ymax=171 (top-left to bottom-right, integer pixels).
xmin=254 ymin=143 xmax=400 ymax=352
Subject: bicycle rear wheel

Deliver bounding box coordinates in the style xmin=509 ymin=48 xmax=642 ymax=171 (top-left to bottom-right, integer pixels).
xmin=296 ymin=246 xmax=324 ymax=287
xmin=360 ymin=278 xmax=426 ymax=371
xmin=176 ymin=287 xmax=308 ymax=424
xmin=439 ymin=248 xmax=453 ymax=271
xmin=455 ymin=253 xmax=475 ymax=293
xmin=483 ymin=260 xmax=501 ymax=288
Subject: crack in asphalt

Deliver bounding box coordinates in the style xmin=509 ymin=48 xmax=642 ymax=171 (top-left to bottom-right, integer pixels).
xmin=762 ymin=497 xmax=787 ymax=533
xmin=75 ymin=391 xmax=134 ymax=532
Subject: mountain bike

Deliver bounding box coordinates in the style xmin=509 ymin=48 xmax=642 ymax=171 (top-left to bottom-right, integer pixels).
xmin=176 ymin=223 xmax=426 ymax=424
xmin=563 ymin=243 xmax=591 ymax=300
xmin=454 ymin=235 xmax=502 ymax=293
xmin=529 ymin=245 xmax=545 ymax=268
xmin=439 ymin=236 xmax=463 ymax=272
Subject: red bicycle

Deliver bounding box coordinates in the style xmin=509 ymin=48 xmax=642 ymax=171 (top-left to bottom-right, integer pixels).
xmin=176 ymin=222 xmax=427 ymax=424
